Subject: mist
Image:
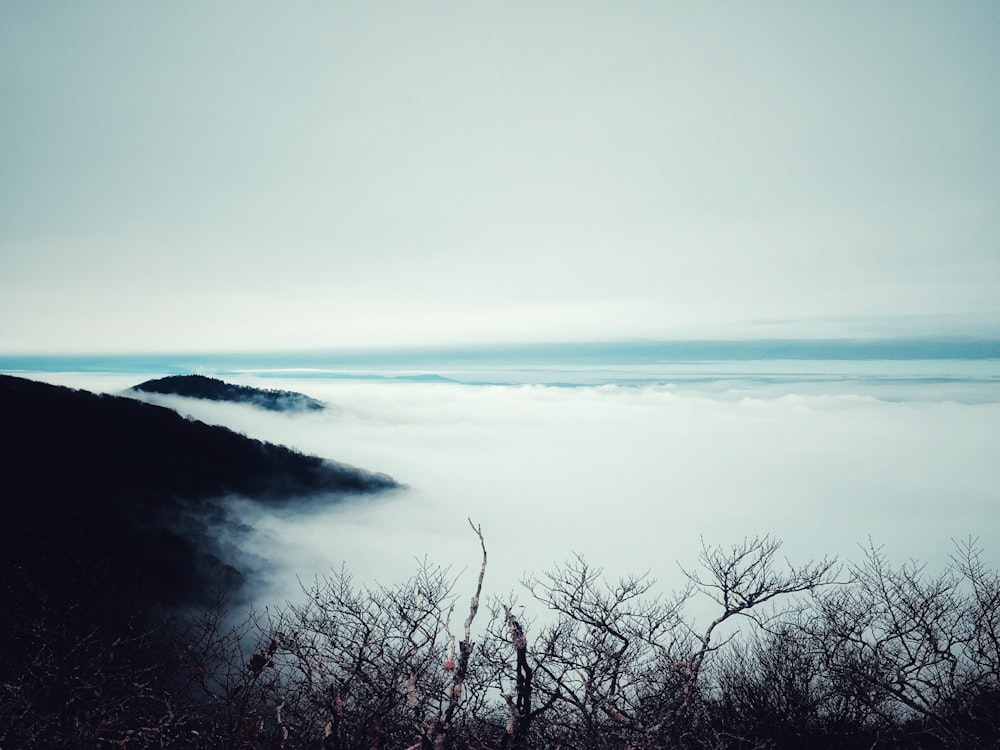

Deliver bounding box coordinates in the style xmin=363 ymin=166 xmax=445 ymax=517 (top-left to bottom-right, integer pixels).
xmin=90 ymin=369 xmax=998 ymax=617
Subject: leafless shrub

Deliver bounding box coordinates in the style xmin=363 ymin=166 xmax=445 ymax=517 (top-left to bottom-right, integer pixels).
xmin=7 ymin=531 xmax=998 ymax=750
xmin=269 ymin=519 xmax=491 ymax=750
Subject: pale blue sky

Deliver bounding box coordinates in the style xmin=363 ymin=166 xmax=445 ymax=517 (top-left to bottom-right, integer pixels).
xmin=1 ymin=1 xmax=998 ymax=352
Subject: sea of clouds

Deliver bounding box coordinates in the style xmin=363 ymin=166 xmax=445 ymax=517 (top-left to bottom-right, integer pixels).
xmin=45 ymin=364 xmax=995 ymax=628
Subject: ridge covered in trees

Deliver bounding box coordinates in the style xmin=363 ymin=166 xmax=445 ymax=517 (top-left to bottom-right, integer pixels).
xmin=130 ymin=374 xmax=326 ymax=412
xmin=0 ymin=374 xmax=398 ymax=607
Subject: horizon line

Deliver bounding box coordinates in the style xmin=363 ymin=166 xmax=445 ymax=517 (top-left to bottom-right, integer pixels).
xmin=1 ymin=335 xmax=999 ymax=365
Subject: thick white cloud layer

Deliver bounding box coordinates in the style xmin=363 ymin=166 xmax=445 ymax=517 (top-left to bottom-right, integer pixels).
xmin=57 ymin=370 xmax=1000 ymax=624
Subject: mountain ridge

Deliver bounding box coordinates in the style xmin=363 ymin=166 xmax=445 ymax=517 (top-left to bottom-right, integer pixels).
xmin=130 ymin=373 xmax=326 ymax=411
xmin=1 ymin=374 xmax=399 ymax=607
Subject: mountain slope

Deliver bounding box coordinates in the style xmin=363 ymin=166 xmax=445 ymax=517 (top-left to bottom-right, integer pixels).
xmin=1 ymin=374 xmax=398 ymax=606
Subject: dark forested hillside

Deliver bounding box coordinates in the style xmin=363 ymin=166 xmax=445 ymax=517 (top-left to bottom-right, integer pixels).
xmin=130 ymin=373 xmax=325 ymax=411
xmin=0 ymin=374 xmax=397 ymax=606
xmin=0 ymin=375 xmax=395 ymax=748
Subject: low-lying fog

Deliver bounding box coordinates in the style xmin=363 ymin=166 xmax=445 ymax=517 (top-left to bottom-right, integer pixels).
xmin=48 ymin=367 xmax=997 ymax=620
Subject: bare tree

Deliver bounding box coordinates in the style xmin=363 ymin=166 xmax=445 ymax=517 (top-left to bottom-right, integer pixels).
xmin=174 ymin=603 xmax=288 ymax=749
xmin=516 ymin=555 xmax=690 ymax=749
xmin=952 ymin=538 xmax=1000 ymax=684
xmin=496 ymin=536 xmax=839 ymax=750
xmin=270 ymin=519 xmax=491 ymax=750
xmin=713 ymin=620 xmax=882 ymax=749
xmin=801 ymin=539 xmax=1000 ymax=749
xmin=14 ymin=529 xmax=992 ymax=749
xmin=679 ymin=536 xmax=840 ymax=688
xmin=0 ymin=556 xmax=174 ymax=749
xmin=411 ymin=518 xmax=490 ymax=750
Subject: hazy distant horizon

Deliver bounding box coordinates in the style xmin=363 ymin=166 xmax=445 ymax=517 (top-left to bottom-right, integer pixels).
xmin=3 ymin=332 xmax=999 ymax=363
xmin=2 ymin=318 xmax=1000 ymax=358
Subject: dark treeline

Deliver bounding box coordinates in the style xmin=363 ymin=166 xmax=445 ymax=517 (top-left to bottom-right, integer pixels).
xmin=130 ymin=375 xmax=326 ymax=412
xmin=3 ymin=525 xmax=998 ymax=749
xmin=1 ymin=375 xmax=397 ymax=606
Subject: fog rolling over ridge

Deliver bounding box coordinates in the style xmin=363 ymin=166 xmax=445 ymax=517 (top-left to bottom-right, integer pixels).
xmin=0 ymin=374 xmax=399 ymax=609
xmin=23 ymin=343 xmax=996 ymax=612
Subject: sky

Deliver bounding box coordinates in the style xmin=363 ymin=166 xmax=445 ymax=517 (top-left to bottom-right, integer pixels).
xmin=2 ymin=2 xmax=998 ymax=353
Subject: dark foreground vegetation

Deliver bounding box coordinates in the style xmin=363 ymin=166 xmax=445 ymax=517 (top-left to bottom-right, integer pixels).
xmin=130 ymin=374 xmax=325 ymax=412
xmin=1 ymin=375 xmax=397 ymax=605
xmin=3 ymin=521 xmax=998 ymax=750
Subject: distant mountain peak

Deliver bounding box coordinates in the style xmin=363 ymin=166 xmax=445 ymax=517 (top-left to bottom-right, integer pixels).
xmin=131 ymin=374 xmax=325 ymax=412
